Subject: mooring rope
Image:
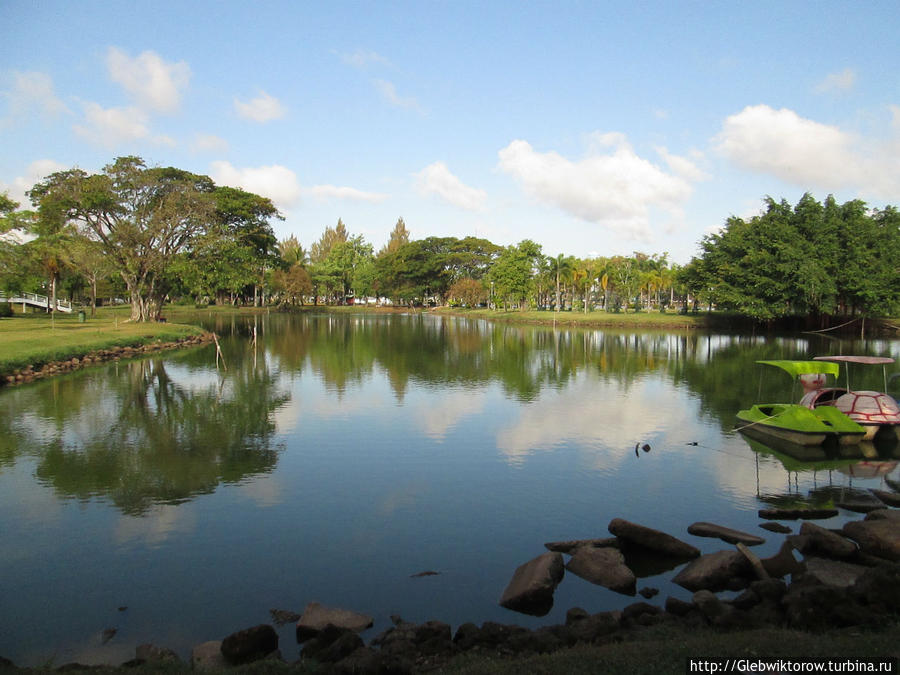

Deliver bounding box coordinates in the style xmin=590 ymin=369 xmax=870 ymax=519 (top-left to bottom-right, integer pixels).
xmin=802 ymin=317 xmax=859 ymax=334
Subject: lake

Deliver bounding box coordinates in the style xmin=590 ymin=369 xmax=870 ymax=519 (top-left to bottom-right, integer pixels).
xmin=2 ymin=312 xmax=899 ymax=666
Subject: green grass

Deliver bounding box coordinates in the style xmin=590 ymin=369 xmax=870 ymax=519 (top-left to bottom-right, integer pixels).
xmin=433 ymin=306 xmax=708 ymax=329
xmin=0 ymin=309 xmax=204 ymax=377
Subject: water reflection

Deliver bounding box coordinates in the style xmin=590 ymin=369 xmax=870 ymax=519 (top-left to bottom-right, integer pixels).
xmin=739 ymin=432 xmax=900 ymax=509
xmin=0 ymin=354 xmax=288 ymax=515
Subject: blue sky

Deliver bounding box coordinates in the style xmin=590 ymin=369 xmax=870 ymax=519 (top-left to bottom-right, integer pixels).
xmin=2 ymin=0 xmax=898 ymax=263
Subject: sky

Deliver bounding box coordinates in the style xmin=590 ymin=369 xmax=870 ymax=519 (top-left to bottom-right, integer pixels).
xmin=1 ymin=0 xmax=899 ymax=264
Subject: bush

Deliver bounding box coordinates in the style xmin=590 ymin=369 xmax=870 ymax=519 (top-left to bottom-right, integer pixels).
xmin=0 ymin=302 xmax=13 ymax=318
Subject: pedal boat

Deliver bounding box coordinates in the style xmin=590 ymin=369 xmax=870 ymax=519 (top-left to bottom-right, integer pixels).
xmin=807 ymin=356 xmax=900 ymax=441
xmin=736 ymin=361 xmax=866 ymax=447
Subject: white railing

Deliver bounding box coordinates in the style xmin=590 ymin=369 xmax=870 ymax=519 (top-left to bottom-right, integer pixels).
xmin=0 ymin=291 xmax=74 ymax=313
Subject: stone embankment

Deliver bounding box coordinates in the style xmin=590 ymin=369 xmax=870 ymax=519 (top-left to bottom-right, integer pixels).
xmin=1 ymin=334 xmax=214 ymax=387
xmin=3 ymin=502 xmax=900 ymax=672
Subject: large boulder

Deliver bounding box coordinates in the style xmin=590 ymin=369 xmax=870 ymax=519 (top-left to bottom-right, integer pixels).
xmin=672 ymin=550 xmax=751 ymax=592
xmin=802 ymin=557 xmax=870 ymax=588
xmin=565 ymin=546 xmax=636 ymax=595
xmin=608 ymin=518 xmax=700 ymax=559
xmin=221 ymin=624 xmax=278 ymax=665
xmin=843 ymin=519 xmax=900 ymax=561
xmin=790 ymin=521 xmax=858 ymax=560
xmin=134 ymin=644 xmax=180 ymax=665
xmin=191 ymin=641 xmax=228 ymax=671
xmin=687 ymin=522 xmax=765 ymax=546
xmin=300 ymin=625 xmax=364 ymax=663
xmin=498 ymin=552 xmax=565 ymax=616
xmin=296 ymin=602 xmax=374 ymax=642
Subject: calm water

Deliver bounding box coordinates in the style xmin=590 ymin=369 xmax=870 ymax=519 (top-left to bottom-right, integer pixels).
xmin=3 ymin=313 xmax=900 ymax=665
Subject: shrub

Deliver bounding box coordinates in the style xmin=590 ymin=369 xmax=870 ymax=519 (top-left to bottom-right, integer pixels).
xmin=0 ymin=302 xmax=13 ymax=318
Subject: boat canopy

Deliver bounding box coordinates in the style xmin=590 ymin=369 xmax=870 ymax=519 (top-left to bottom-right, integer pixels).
xmin=813 ymin=355 xmax=895 ymax=365
xmin=756 ymin=360 xmax=840 ymax=378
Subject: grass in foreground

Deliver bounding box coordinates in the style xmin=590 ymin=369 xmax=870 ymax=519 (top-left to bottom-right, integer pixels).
xmin=0 ymin=309 xmax=203 ymax=376
xmin=21 ymin=624 xmax=900 ymax=674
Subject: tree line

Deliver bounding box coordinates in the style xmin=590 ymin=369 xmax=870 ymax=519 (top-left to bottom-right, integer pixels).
xmin=1 ymin=156 xmax=898 ymax=323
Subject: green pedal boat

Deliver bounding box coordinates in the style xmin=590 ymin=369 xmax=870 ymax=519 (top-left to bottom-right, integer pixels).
xmin=736 ymin=361 xmax=866 ymax=446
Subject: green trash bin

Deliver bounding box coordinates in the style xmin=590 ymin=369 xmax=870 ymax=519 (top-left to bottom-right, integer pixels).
xmin=78 ymin=310 xmax=86 ymax=322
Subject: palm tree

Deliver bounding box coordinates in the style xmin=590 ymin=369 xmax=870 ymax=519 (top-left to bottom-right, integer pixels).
xmin=551 ymin=253 xmax=575 ymax=312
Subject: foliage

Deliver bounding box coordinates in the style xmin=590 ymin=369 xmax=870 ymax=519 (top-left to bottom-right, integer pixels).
xmin=28 ymin=156 xmax=218 ymax=321
xmin=488 ymin=239 xmax=543 ymax=310
xmin=685 ymin=193 xmax=900 ymax=321
xmin=447 ymin=277 xmax=488 ymax=307
xmin=271 ymin=263 xmax=313 ymax=305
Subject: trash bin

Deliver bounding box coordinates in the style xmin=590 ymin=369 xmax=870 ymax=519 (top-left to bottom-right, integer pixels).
xmin=78 ymin=310 xmax=86 ymax=323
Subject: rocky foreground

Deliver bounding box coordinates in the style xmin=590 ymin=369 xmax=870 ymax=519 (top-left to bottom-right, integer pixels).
xmin=3 ymin=505 xmax=900 ymax=673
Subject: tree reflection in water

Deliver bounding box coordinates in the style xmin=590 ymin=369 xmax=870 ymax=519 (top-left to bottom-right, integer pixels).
xmin=2 ymin=355 xmax=288 ymax=515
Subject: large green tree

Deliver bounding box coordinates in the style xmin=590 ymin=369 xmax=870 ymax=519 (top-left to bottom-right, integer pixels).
xmin=29 ymin=156 xmax=218 ymax=321
xmin=488 ymin=240 xmax=543 ymax=310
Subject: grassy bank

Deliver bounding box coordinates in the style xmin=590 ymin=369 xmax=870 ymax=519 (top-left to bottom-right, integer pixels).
xmin=432 ymin=306 xmax=709 ymax=329
xmin=0 ymin=308 xmax=205 ymax=377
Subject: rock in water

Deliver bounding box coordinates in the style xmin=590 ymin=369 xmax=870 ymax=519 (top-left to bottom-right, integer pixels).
xmin=269 ymin=609 xmax=302 ymax=626
xmin=843 ymin=519 xmax=900 ymax=561
xmin=688 ymin=522 xmax=765 ymax=546
xmin=191 ymin=641 xmax=227 ymax=671
xmin=296 ymin=602 xmax=374 ymax=642
xmin=608 ymin=518 xmax=700 ymax=559
xmin=565 ymin=546 xmax=636 ymax=595
xmin=672 ymin=550 xmax=752 ymax=591
xmin=498 ymin=552 xmax=565 ymax=616
xmin=220 ymin=624 xmax=278 ymax=665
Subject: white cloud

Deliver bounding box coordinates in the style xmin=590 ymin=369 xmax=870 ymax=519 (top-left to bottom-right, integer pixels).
xmin=712 ymin=104 xmax=900 ymax=194
xmin=309 ymin=184 xmax=389 ymax=203
xmin=815 ymin=67 xmax=856 ymax=93
xmin=373 ymin=79 xmax=421 ymax=110
xmin=1 ymin=159 xmax=68 ymax=207
xmin=5 ymin=71 xmax=69 ymax=118
xmin=498 ymin=135 xmax=701 ymax=239
xmin=73 ymin=101 xmax=149 ymax=147
xmin=233 ymin=90 xmax=286 ymax=122
xmin=340 ymin=49 xmax=389 ymax=68
xmin=190 ymin=133 xmax=229 ymax=153
xmin=414 ymin=161 xmax=486 ymax=211
xmin=107 ymin=47 xmax=190 ymax=114
xmin=209 ymin=160 xmax=301 ymax=208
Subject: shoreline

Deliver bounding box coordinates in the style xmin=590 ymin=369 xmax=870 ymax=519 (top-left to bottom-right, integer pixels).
xmin=1 ymin=332 xmax=214 ymax=387
xmin=2 ymin=509 xmax=899 ymax=673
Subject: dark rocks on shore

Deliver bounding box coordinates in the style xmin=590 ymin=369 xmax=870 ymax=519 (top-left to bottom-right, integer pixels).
xmin=843 ymin=519 xmax=900 ymax=561
xmin=296 ymin=601 xmax=374 ymax=641
xmin=220 ymin=624 xmax=279 ymax=665
xmin=788 ymin=521 xmax=858 ymax=559
xmin=1 ymin=334 xmax=214 ymax=388
xmin=498 ymin=552 xmax=565 ymax=616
